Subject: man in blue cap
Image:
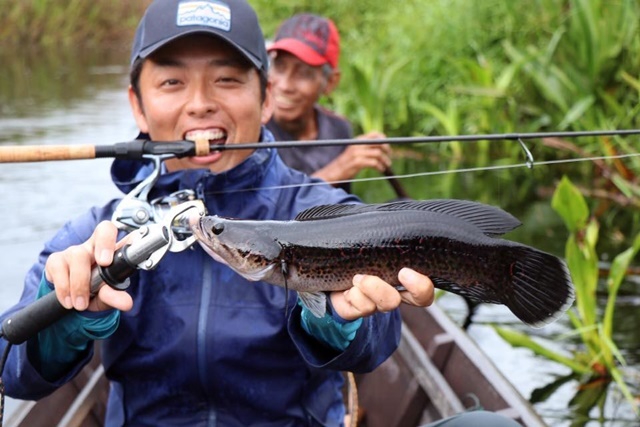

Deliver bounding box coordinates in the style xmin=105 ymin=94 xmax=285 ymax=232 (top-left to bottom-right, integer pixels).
xmin=0 ymin=1 xmax=434 ymax=425
xmin=0 ymin=2 xmax=523 ymax=426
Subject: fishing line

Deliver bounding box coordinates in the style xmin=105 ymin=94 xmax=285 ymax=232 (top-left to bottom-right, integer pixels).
xmin=203 ymin=151 xmax=640 ymax=196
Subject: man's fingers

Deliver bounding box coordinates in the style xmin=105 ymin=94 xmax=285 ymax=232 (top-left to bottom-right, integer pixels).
xmin=353 ymin=274 xmax=402 ymax=312
xmin=94 ymin=285 xmax=134 ymax=312
xmin=338 ymin=286 xmax=376 ymax=319
xmin=44 ymin=220 xmax=128 ymax=312
xmin=398 ymin=268 xmax=434 ymax=307
xmin=87 ymin=221 xmax=121 ymax=266
xmin=66 ymin=245 xmax=94 ymax=310
xmin=331 ymin=274 xmax=402 ymax=321
xmin=46 ymin=252 xmax=72 ymax=309
xmin=330 ymin=269 xmax=434 ymax=320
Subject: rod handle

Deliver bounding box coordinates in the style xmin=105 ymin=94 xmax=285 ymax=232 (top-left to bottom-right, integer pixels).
xmin=1 ymin=292 xmax=70 ymax=344
xmin=0 ymin=145 xmax=96 ymax=163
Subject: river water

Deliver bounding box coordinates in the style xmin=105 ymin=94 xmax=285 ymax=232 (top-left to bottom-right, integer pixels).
xmin=0 ymin=47 xmax=638 ymax=426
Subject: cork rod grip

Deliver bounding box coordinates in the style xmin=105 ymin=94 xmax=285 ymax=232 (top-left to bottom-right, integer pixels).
xmin=0 ymin=145 xmax=97 ymax=163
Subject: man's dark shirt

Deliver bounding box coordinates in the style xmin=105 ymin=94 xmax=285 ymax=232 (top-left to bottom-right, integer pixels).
xmin=267 ymin=105 xmax=353 ymax=192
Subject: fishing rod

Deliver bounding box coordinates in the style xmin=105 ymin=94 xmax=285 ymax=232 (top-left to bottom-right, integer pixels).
xmin=1 ymin=129 xmax=639 ymax=163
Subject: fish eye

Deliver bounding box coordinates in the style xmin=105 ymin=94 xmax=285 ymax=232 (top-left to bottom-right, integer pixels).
xmin=211 ymin=223 xmax=224 ymax=235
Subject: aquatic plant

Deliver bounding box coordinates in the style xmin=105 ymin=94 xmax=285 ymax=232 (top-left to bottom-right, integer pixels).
xmin=494 ymin=176 xmax=640 ymax=420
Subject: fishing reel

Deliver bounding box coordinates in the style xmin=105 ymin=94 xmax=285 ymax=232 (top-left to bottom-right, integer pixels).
xmin=111 ymin=154 xmax=201 ymax=237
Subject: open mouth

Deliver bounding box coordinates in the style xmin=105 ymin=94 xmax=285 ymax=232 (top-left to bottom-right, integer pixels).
xmin=273 ymin=94 xmax=298 ymax=109
xmin=185 ymin=130 xmax=227 ymax=156
xmin=184 ymin=129 xmax=227 ymax=163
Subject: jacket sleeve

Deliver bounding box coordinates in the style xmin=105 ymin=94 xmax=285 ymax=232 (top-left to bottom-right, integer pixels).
xmin=287 ymin=303 xmax=401 ymax=373
xmin=0 ymin=203 xmax=119 ymax=400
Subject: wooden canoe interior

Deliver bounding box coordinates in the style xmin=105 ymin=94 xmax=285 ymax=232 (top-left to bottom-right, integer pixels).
xmin=354 ymin=304 xmax=545 ymax=427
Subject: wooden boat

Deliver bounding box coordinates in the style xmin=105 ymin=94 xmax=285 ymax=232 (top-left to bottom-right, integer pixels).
xmin=354 ymin=304 xmax=546 ymax=426
xmin=4 ymin=303 xmax=546 ymax=427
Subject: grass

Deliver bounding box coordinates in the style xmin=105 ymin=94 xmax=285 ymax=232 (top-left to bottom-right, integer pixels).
xmin=0 ymin=0 xmax=150 ymax=49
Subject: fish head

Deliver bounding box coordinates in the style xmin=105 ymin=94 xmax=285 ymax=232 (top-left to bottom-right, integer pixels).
xmin=189 ymin=215 xmax=281 ymax=282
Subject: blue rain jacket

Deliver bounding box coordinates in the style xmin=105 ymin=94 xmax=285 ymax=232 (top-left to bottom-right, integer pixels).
xmin=0 ymin=130 xmax=402 ymax=426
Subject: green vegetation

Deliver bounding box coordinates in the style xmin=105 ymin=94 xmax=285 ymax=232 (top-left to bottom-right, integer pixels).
xmin=495 ymin=176 xmax=640 ymax=423
xmin=0 ymin=0 xmax=149 ymax=49
xmin=255 ymin=0 xmax=640 ymax=254
xmin=3 ymin=0 xmax=640 ymax=423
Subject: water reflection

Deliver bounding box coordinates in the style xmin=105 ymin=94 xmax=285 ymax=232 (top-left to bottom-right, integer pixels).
xmin=0 ymin=46 xmax=135 ymax=419
xmin=0 ymin=45 xmax=130 ymax=121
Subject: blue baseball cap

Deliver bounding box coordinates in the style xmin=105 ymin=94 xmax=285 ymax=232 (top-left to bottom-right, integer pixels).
xmin=130 ymin=0 xmax=268 ymax=75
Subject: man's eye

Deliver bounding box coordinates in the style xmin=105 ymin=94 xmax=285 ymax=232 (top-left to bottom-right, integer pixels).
xmin=297 ymin=68 xmax=317 ymax=80
xmin=217 ymin=75 xmax=243 ymax=84
xmin=272 ymin=61 xmax=286 ymax=73
xmin=162 ymin=79 xmax=180 ymax=86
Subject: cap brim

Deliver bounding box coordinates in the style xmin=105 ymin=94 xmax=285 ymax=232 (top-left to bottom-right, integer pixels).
xmin=268 ymin=39 xmax=327 ymax=67
xmin=138 ymin=29 xmax=264 ymax=71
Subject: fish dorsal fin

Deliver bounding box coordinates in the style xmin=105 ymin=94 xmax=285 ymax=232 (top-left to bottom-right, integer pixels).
xmin=375 ymin=199 xmax=521 ymax=235
xmin=294 ymin=203 xmax=369 ymax=221
xmin=295 ymin=199 xmax=521 ymax=236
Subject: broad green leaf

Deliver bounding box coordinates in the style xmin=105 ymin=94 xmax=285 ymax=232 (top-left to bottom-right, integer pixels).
xmin=584 ymin=219 xmax=600 ymax=254
xmin=552 ymin=176 xmax=589 ymax=232
xmin=566 ymin=234 xmax=598 ymax=327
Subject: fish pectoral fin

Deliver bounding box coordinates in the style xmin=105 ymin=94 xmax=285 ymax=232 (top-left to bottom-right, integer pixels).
xmin=298 ymin=291 xmax=327 ymax=318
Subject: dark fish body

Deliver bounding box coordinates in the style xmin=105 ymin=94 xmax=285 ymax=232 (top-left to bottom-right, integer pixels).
xmin=190 ymin=200 xmax=575 ymax=327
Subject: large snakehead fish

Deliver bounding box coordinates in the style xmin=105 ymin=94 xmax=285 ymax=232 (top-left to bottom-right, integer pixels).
xmin=189 ymin=199 xmax=575 ymax=327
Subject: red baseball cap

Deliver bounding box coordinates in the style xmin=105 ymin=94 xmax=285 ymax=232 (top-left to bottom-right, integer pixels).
xmin=268 ymin=14 xmax=340 ymax=69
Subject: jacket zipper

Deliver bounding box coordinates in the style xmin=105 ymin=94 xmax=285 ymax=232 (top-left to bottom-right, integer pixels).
xmin=196 ymin=181 xmax=217 ymax=426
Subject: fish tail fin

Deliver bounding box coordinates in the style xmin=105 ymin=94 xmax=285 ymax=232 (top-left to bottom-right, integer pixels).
xmin=507 ymin=247 xmax=575 ymax=327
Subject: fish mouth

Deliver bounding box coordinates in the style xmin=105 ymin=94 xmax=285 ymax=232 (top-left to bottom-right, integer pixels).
xmin=187 ymin=213 xmax=208 ymax=242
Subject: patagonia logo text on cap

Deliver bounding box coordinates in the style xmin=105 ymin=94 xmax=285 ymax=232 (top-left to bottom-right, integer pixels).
xmin=176 ymin=0 xmax=231 ymax=31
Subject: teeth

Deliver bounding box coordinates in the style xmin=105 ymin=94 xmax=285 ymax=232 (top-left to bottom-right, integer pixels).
xmin=185 ymin=129 xmax=226 ymax=141
xmin=274 ymin=95 xmax=295 ymax=107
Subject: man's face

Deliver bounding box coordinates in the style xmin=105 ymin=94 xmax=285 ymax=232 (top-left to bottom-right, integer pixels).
xmin=268 ymin=51 xmax=332 ymax=125
xmin=129 ymin=34 xmax=272 ymax=173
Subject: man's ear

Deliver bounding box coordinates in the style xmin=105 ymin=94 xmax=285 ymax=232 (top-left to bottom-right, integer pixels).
xmin=128 ymin=85 xmax=149 ymax=133
xmin=323 ymin=69 xmax=341 ymax=96
xmin=261 ymin=80 xmax=274 ymax=124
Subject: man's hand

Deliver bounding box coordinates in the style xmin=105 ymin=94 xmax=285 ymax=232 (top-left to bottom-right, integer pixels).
xmin=330 ymin=268 xmax=434 ymax=321
xmin=45 ymin=221 xmax=134 ymax=313
xmin=313 ymin=131 xmax=392 ymax=183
